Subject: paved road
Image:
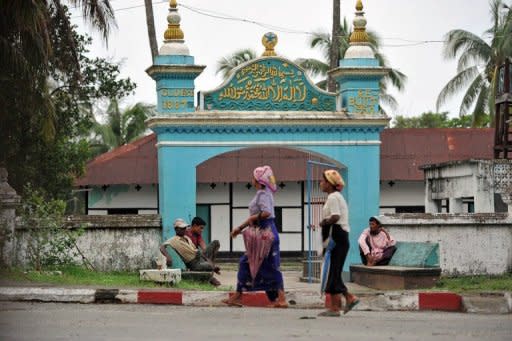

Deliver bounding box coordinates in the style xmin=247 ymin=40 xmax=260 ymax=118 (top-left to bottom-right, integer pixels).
xmin=1 ymin=302 xmax=510 ymax=340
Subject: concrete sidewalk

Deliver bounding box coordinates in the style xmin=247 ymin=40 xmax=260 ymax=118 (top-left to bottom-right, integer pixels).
xmin=0 ymin=270 xmax=511 ymax=314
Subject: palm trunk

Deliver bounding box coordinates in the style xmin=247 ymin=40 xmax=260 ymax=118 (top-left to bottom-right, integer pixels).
xmin=144 ymin=0 xmax=158 ymax=61
xmin=328 ymin=0 xmax=341 ymax=92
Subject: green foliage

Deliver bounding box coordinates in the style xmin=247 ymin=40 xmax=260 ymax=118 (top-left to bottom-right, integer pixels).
xmin=20 ymin=186 xmax=83 ymax=271
xmin=436 ymin=273 xmax=512 ymax=292
xmin=89 ymin=100 xmax=156 ymax=157
xmin=391 ymin=111 xmax=490 ymax=128
xmin=0 ymin=265 xmax=230 ymax=290
xmin=0 ymin=4 xmax=136 ymax=199
xmin=437 ymin=0 xmax=512 ymax=125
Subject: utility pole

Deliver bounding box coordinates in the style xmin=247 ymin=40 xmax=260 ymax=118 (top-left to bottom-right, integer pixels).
xmin=328 ymin=0 xmax=341 ymax=92
xmin=145 ymin=0 xmax=158 ymax=61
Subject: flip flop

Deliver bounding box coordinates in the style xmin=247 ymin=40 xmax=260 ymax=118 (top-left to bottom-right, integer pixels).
xmin=343 ymin=298 xmax=360 ymax=314
xmin=318 ymin=310 xmax=340 ymax=317
xmin=221 ymin=298 xmax=243 ymax=307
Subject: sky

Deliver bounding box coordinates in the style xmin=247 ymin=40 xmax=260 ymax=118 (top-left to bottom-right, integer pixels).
xmin=71 ymin=0 xmax=492 ymax=120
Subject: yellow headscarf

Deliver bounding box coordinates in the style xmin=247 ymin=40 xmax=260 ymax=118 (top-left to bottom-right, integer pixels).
xmin=323 ymin=169 xmax=344 ymax=191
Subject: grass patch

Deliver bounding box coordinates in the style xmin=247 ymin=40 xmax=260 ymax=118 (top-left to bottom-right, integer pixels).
xmin=0 ymin=265 xmax=228 ymax=291
xmin=435 ymin=273 xmax=512 ymax=292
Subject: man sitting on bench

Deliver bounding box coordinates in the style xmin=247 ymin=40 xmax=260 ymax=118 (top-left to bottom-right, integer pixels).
xmin=186 ymin=216 xmax=220 ymax=266
xmin=160 ymin=218 xmax=221 ymax=286
xmin=358 ymin=216 xmax=397 ymax=266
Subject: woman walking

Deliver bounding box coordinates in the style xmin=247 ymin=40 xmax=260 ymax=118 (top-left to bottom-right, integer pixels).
xmin=222 ymin=165 xmax=288 ymax=308
xmin=318 ymin=169 xmax=359 ymax=316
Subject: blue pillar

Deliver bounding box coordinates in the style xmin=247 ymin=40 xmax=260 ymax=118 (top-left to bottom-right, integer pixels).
xmin=146 ymin=0 xmax=205 ymax=269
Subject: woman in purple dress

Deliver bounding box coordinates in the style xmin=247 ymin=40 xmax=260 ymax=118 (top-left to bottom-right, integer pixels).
xmin=222 ymin=165 xmax=288 ymax=308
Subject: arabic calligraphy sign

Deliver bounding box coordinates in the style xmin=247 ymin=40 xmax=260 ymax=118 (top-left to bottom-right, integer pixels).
xmin=202 ymin=58 xmax=336 ymax=111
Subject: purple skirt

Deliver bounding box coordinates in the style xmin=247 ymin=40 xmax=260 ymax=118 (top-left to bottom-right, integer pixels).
xmin=236 ymin=218 xmax=284 ymax=294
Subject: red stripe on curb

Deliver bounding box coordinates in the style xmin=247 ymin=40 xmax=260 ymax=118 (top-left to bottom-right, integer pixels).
xmin=419 ymin=292 xmax=462 ymax=311
xmin=137 ymin=291 xmax=182 ymax=305
xmin=228 ymin=292 xmax=272 ymax=307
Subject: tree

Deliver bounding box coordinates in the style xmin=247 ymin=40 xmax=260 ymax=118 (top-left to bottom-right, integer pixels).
xmin=295 ymin=18 xmax=407 ymax=112
xmin=144 ymin=0 xmax=158 ymax=61
xmin=436 ymin=0 xmax=512 ymax=127
xmin=0 ymin=5 xmax=135 ymax=199
xmin=391 ymin=111 xmax=490 ymax=128
xmin=215 ymin=49 xmax=257 ymax=79
xmin=89 ymin=100 xmax=156 ymax=157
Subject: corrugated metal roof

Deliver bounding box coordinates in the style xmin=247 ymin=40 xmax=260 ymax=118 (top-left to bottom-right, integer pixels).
xmin=75 ymin=134 xmax=158 ymax=186
xmin=380 ymin=128 xmax=494 ymax=181
xmin=76 ymin=128 xmax=494 ymax=185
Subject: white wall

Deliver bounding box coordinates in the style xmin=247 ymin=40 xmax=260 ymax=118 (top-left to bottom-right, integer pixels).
xmin=196 ymin=183 xmax=229 ymax=204
xmin=380 ymin=181 xmax=425 ymax=213
xmin=381 ymin=214 xmax=512 ymax=275
xmin=88 ymin=184 xmax=158 ymax=210
xmin=210 ymin=204 xmax=230 ymax=252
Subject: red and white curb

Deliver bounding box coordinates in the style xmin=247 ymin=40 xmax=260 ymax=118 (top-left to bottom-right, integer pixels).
xmin=0 ymin=287 xmax=510 ymax=314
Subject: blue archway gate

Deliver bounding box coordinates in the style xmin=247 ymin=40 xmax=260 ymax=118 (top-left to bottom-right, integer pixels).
xmin=146 ymin=2 xmax=388 ymax=269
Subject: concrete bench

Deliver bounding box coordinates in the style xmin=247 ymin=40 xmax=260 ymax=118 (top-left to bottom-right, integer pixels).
xmin=350 ymin=241 xmax=442 ymax=290
xmin=139 ymin=269 xmax=182 ymax=284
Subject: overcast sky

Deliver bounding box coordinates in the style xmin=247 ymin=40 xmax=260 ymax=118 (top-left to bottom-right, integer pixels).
xmin=72 ymin=0 xmax=492 ymax=120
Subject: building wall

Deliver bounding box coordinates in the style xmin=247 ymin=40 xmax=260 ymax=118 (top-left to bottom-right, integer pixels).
xmin=9 ymin=213 xmax=511 ymax=275
xmin=86 ymin=181 xmax=429 ymax=253
xmin=87 ymin=184 xmax=158 ymax=215
xmin=13 ymin=215 xmax=162 ymax=271
xmin=381 ymin=214 xmax=512 ymax=275
xmin=379 ymin=181 xmax=425 ymax=213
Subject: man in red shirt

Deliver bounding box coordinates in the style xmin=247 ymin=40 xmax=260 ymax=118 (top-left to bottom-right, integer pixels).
xmin=185 ymin=217 xmax=220 ymax=270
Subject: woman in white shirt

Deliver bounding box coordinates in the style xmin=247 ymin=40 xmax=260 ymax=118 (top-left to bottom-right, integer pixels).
xmin=318 ymin=169 xmax=359 ymax=317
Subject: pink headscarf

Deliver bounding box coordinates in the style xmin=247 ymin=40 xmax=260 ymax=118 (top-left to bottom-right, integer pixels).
xmin=323 ymin=169 xmax=345 ymax=191
xmin=253 ymin=165 xmax=277 ymax=192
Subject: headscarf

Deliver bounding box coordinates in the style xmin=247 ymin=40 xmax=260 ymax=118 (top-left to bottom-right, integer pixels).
xmin=323 ymin=169 xmax=344 ymax=191
xmin=253 ymin=165 xmax=277 ymax=192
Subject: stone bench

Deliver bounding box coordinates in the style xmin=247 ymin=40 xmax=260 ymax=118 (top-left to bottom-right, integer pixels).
xmin=139 ymin=269 xmax=214 ymax=285
xmin=350 ymin=241 xmax=442 ymax=290
xmin=139 ymin=269 xmax=182 ymax=284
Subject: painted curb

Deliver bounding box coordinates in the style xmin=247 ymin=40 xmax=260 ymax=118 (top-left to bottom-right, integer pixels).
xmin=0 ymin=287 xmax=96 ymax=303
xmin=0 ymin=287 xmax=510 ymax=313
xmin=462 ymin=293 xmax=512 ymax=314
xmin=418 ymin=292 xmax=462 ymax=312
xmin=137 ymin=290 xmax=182 ymax=305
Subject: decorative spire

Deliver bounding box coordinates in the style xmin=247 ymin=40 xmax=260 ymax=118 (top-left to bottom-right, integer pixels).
xmin=349 ymin=0 xmax=370 ymax=43
xmin=164 ymin=0 xmax=184 ymax=41
xmin=261 ymin=32 xmax=278 ymax=57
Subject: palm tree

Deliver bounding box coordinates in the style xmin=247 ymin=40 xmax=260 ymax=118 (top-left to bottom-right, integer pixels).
xmin=0 ymin=1 xmax=116 ymax=142
xmin=215 ymin=49 xmax=257 ymax=79
xmin=436 ymin=0 xmax=512 ymax=127
xmin=215 ymin=20 xmax=405 ymax=112
xmin=89 ymin=100 xmax=156 ymax=157
xmin=296 ymin=18 xmax=406 ymax=112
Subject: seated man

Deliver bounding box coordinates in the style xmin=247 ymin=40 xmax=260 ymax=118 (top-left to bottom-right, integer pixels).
xmin=358 ymin=216 xmax=397 ymax=266
xmin=186 ymin=216 xmax=220 ymax=266
xmin=160 ymin=218 xmax=221 ymax=286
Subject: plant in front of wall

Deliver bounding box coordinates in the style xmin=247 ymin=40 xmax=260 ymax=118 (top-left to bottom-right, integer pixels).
xmin=20 ymin=185 xmax=83 ymax=271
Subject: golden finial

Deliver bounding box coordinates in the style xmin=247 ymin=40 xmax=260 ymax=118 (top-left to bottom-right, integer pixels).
xmin=262 ymin=32 xmax=278 ymax=57
xmin=356 ymin=0 xmax=363 ymax=11
xmin=164 ymin=0 xmax=184 ymax=40
xmin=349 ymin=0 xmax=369 ymax=43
